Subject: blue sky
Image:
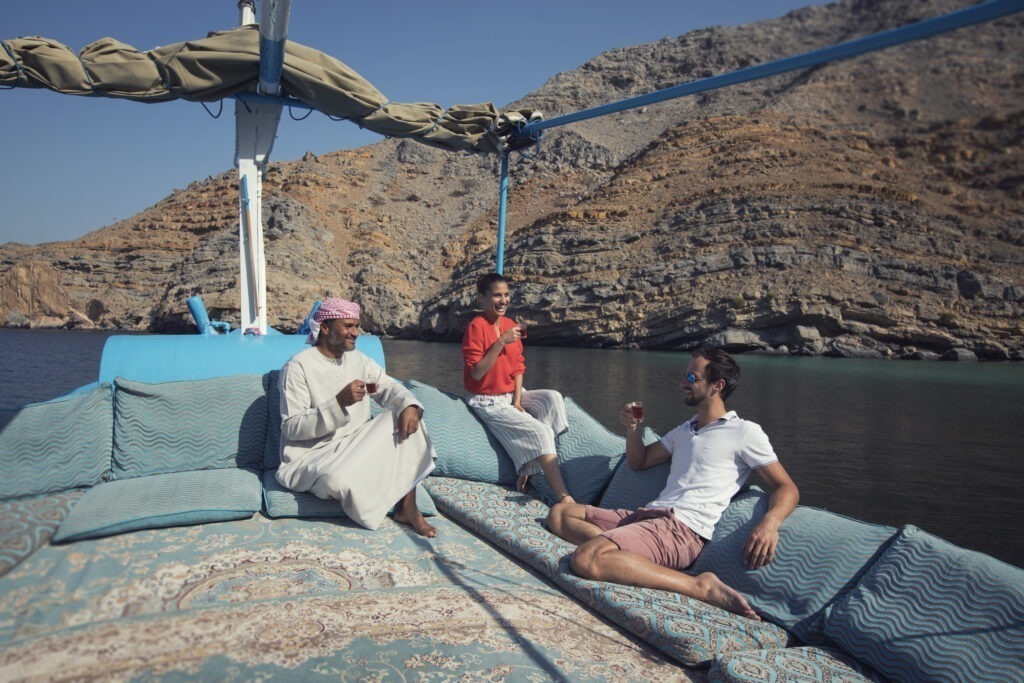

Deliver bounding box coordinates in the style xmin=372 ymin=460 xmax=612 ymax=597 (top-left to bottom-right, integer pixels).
xmin=0 ymin=0 xmax=828 ymax=245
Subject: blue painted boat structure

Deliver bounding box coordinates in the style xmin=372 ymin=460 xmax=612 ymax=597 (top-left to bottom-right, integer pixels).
xmin=1 ymin=2 xmax=1022 ymax=681
xmin=97 ymin=332 xmax=386 ymax=384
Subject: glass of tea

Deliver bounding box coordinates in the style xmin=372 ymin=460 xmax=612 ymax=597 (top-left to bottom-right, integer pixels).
xmin=517 ymin=322 xmax=528 ymax=340
xmin=365 ymin=381 xmax=378 ymax=394
xmin=630 ymin=401 xmax=644 ymax=421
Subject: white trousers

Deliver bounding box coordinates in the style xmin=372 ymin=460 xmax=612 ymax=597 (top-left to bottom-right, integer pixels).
xmin=468 ymin=389 xmax=568 ymax=476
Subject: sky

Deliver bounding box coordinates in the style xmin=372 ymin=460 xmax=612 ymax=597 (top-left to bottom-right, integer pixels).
xmin=0 ymin=0 xmax=829 ymax=245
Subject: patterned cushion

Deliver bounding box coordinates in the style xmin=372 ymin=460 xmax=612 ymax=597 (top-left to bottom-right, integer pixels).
xmin=0 ymin=384 xmax=113 ymax=499
xmin=405 ymin=379 xmax=516 ymax=485
xmin=423 ymin=477 xmax=791 ymax=667
xmin=823 ymin=524 xmax=1024 ymax=683
xmin=528 ymin=397 xmax=625 ymax=505
xmin=53 ymin=468 xmax=262 ymax=543
xmin=689 ymin=488 xmax=897 ymax=643
xmin=594 ymin=427 xmax=666 ymax=510
xmin=708 ymin=646 xmax=882 ymax=683
xmin=0 ymin=489 xmax=86 ymax=576
xmin=112 ymin=375 xmax=267 ymax=479
xmin=261 ymin=469 xmax=437 ymax=518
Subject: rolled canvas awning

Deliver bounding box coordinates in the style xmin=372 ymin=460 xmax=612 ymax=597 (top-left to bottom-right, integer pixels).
xmin=0 ymin=25 xmax=538 ymax=154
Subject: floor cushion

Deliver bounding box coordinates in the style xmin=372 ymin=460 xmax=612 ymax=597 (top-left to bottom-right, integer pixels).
xmin=53 ymin=468 xmax=262 ymax=543
xmin=0 ymin=489 xmax=86 ymax=576
xmin=262 ymin=469 xmax=437 ymax=519
xmin=689 ymin=488 xmax=897 ymax=643
xmin=424 ymin=476 xmax=791 ymax=668
xmin=708 ymin=646 xmax=883 ymax=683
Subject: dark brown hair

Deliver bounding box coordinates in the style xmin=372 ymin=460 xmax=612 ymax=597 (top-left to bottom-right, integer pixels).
xmin=693 ymin=347 xmax=741 ymax=400
xmin=476 ymin=272 xmax=509 ymax=296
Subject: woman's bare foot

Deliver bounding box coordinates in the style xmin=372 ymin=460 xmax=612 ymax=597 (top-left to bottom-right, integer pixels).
xmin=517 ymin=474 xmax=529 ymax=492
xmin=394 ymin=494 xmax=437 ymax=537
xmin=692 ymin=572 xmax=760 ymax=620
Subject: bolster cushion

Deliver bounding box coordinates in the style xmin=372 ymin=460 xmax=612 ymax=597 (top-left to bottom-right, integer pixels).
xmin=406 ymin=379 xmax=517 ymax=485
xmin=689 ymin=487 xmax=898 ymax=643
xmin=528 ymin=396 xmax=626 ymax=505
xmin=822 ymin=524 xmax=1024 ymax=683
xmin=594 ymin=427 xmax=666 ymax=510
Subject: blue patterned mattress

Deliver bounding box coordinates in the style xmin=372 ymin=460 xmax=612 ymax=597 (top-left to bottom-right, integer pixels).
xmin=4 ymin=376 xmax=1021 ymax=683
xmin=0 ymin=511 xmax=697 ymax=681
xmin=422 ymin=477 xmax=792 ymax=669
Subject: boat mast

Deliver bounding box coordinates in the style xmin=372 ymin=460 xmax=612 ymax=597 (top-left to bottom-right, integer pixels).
xmin=234 ymin=0 xmax=289 ymax=334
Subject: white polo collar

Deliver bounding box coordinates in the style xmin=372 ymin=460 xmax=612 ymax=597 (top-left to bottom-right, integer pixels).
xmin=688 ymin=410 xmax=738 ymax=434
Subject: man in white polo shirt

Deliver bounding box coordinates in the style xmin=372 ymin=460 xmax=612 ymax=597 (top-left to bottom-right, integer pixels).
xmin=546 ymin=348 xmax=799 ymax=620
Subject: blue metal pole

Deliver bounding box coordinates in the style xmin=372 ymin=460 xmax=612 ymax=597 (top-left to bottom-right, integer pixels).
xmin=258 ymin=0 xmax=291 ymax=96
xmin=520 ymin=0 xmax=1024 ymax=136
xmin=496 ymin=152 xmax=510 ymax=274
xmin=187 ymin=295 xmax=213 ymax=334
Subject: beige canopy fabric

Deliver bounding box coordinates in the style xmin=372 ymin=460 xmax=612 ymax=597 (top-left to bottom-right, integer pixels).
xmin=0 ymin=26 xmax=539 ymax=154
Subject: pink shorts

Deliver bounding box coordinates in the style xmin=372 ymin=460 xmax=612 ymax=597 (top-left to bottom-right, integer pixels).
xmin=585 ymin=506 xmax=706 ymax=571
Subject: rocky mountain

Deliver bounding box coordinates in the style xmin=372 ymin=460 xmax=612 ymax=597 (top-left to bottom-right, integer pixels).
xmin=2 ymin=0 xmax=1022 ymax=360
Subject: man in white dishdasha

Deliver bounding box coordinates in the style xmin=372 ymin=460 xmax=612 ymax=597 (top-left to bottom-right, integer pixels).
xmin=546 ymin=348 xmax=799 ymax=619
xmin=277 ymin=297 xmax=437 ymax=537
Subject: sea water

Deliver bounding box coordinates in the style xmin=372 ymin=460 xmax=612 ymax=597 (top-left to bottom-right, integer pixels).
xmin=2 ymin=328 xmax=1022 ymax=568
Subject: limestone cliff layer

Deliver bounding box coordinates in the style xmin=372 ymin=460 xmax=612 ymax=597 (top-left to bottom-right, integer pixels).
xmin=1 ymin=0 xmax=1021 ymax=359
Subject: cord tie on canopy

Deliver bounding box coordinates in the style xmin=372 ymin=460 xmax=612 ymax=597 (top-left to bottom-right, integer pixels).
xmin=1 ymin=41 xmax=26 ymax=87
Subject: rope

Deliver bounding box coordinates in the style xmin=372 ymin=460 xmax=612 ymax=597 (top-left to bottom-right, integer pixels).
xmin=513 ymin=117 xmax=542 ymax=159
xmin=288 ymin=105 xmax=312 ymax=121
xmin=425 ymin=108 xmax=449 ymax=135
xmin=1 ymin=41 xmax=26 ymax=87
xmin=75 ymin=52 xmax=96 ymax=92
xmin=145 ymin=52 xmax=171 ymax=93
xmin=201 ymin=100 xmax=224 ymax=119
xmin=356 ymin=100 xmax=390 ymax=129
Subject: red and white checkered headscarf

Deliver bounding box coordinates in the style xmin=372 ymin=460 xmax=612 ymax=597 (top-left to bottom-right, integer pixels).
xmin=306 ymin=297 xmax=360 ymax=344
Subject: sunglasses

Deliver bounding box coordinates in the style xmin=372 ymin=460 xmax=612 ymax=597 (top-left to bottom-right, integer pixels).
xmin=685 ymin=372 xmax=703 ymax=385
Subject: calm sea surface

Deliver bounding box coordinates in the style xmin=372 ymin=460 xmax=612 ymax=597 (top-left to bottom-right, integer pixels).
xmin=3 ymin=328 xmax=1023 ymax=568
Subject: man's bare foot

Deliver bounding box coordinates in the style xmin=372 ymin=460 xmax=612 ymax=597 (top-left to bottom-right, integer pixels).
xmin=394 ymin=493 xmax=436 ymax=537
xmin=517 ymin=474 xmax=529 ymax=492
xmin=693 ymin=572 xmax=760 ymax=620
xmin=394 ymin=506 xmax=437 ymax=537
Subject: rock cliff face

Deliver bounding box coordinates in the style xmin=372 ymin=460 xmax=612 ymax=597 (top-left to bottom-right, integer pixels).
xmin=2 ymin=0 xmax=1022 ymax=359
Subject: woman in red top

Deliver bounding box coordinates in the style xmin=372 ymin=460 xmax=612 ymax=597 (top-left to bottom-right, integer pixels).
xmin=462 ymin=273 xmax=574 ymax=504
